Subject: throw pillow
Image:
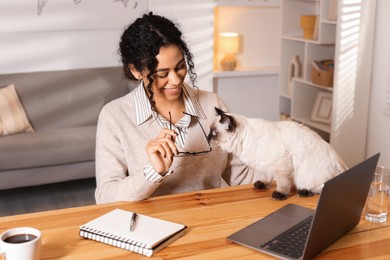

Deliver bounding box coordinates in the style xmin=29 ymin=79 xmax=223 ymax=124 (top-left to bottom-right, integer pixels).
xmin=0 ymin=84 xmax=34 ymax=136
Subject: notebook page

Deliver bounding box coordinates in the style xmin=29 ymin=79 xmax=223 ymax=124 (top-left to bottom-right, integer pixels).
xmin=80 ymin=208 xmax=186 ymax=249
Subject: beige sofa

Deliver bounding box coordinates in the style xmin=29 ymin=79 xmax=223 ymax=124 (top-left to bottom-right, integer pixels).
xmin=0 ymin=67 xmax=134 ymax=190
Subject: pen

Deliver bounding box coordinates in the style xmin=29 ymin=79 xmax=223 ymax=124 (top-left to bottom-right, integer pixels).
xmin=130 ymin=212 xmax=138 ymax=232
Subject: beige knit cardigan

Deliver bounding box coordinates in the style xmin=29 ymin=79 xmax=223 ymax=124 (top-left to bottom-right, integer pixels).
xmin=95 ymin=88 xmax=262 ymax=203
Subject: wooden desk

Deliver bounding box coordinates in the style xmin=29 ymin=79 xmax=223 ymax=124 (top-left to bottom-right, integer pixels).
xmin=1 ymin=184 xmax=389 ymax=259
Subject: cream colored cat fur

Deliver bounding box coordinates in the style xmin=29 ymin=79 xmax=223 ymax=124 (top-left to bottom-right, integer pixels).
xmin=207 ymin=107 xmax=347 ymax=200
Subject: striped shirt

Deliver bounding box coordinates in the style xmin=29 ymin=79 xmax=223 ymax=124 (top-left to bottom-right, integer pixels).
xmin=134 ymin=82 xmax=206 ymax=182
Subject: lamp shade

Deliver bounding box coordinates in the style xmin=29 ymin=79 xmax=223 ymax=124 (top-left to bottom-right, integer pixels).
xmin=219 ymin=32 xmax=239 ymax=54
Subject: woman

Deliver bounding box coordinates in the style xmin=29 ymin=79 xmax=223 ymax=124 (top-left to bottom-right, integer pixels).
xmin=95 ymin=12 xmax=261 ymax=203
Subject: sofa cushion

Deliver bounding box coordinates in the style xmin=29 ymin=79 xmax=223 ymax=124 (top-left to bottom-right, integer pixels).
xmin=0 ymin=67 xmax=131 ymax=131
xmin=0 ymin=84 xmax=34 ymax=136
xmin=0 ymin=125 xmax=96 ymax=171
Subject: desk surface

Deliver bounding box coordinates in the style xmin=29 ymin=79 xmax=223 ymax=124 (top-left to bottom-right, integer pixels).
xmin=1 ymin=184 xmax=389 ymax=259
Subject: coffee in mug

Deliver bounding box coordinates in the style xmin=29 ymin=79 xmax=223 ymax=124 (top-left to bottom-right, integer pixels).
xmin=0 ymin=227 xmax=41 ymax=260
xmin=3 ymin=234 xmax=38 ymax=244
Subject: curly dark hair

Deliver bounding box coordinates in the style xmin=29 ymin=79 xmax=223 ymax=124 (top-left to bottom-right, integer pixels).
xmin=119 ymin=12 xmax=197 ymax=109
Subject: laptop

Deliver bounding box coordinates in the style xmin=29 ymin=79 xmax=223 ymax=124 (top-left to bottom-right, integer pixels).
xmin=228 ymin=153 xmax=380 ymax=260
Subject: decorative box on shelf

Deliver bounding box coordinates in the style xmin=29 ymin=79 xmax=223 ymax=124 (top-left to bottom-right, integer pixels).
xmin=311 ymin=60 xmax=334 ymax=87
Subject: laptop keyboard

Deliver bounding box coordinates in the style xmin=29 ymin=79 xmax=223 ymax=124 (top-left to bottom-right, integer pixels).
xmin=260 ymin=215 xmax=314 ymax=258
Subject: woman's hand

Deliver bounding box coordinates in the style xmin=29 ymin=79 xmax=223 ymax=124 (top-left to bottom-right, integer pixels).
xmin=146 ymin=129 xmax=178 ymax=175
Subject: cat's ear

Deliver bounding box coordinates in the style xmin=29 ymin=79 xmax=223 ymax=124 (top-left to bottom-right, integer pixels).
xmin=214 ymin=107 xmax=226 ymax=116
xmin=214 ymin=107 xmax=236 ymax=131
xmin=220 ymin=113 xmax=237 ymax=132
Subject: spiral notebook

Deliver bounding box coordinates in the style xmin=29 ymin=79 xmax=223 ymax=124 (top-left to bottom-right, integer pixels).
xmin=79 ymin=209 xmax=187 ymax=257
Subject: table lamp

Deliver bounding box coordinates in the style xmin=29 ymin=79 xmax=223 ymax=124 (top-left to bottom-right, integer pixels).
xmin=219 ymin=32 xmax=239 ymax=71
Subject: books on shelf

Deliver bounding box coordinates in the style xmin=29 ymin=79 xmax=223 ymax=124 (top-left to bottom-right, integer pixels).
xmin=79 ymin=209 xmax=187 ymax=257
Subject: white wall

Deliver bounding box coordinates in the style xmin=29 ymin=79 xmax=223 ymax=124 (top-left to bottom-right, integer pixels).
xmin=367 ymin=0 xmax=390 ymax=168
xmin=0 ymin=0 xmax=148 ymax=73
xmin=214 ymin=5 xmax=281 ymax=70
xmin=213 ymin=5 xmax=281 ymax=120
xmin=148 ymin=0 xmax=216 ymax=92
xmin=0 ymin=0 xmax=215 ymax=92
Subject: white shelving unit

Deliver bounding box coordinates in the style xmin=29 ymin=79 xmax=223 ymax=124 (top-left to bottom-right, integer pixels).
xmin=279 ymin=0 xmax=372 ymax=167
xmin=214 ymin=66 xmax=280 ymax=120
xmin=279 ymin=0 xmax=336 ymax=134
xmin=213 ymin=66 xmax=278 ymax=78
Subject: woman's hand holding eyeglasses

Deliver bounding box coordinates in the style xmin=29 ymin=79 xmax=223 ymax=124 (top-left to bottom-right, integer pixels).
xmin=146 ymin=129 xmax=178 ymax=175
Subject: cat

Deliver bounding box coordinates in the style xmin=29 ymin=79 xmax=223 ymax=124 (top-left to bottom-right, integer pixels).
xmin=207 ymin=107 xmax=347 ymax=200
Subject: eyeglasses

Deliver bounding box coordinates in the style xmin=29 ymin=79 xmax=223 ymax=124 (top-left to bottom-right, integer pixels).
xmin=169 ymin=111 xmax=212 ymax=157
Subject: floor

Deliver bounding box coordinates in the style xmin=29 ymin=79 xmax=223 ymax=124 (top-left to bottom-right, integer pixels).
xmin=0 ymin=178 xmax=96 ymax=217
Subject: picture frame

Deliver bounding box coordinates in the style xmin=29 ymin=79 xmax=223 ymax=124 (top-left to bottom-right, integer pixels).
xmin=311 ymin=92 xmax=332 ymax=124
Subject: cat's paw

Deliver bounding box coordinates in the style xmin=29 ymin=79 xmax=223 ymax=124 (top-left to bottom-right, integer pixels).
xmin=253 ymin=180 xmax=268 ymax=190
xmin=272 ymin=191 xmax=288 ymax=200
xmin=296 ymin=189 xmax=314 ymax=197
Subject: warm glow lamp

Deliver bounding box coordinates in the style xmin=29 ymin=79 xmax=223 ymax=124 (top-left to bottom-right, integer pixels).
xmin=219 ymin=32 xmax=239 ymax=71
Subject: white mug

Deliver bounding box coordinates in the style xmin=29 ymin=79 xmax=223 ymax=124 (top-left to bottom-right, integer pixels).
xmin=0 ymin=227 xmax=41 ymax=260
